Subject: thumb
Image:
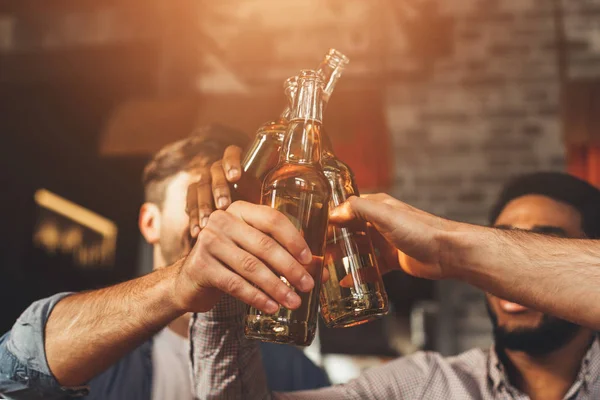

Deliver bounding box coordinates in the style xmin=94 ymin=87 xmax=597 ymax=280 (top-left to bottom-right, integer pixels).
xmin=330 ymin=196 xmax=393 ymax=229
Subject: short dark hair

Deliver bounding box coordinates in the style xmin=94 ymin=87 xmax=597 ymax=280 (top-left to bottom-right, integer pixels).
xmin=142 ymin=124 xmax=249 ymax=206
xmin=489 ymin=172 xmax=600 ymax=239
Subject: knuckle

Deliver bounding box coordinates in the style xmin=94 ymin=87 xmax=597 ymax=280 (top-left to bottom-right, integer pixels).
xmin=226 ymin=201 xmax=241 ymax=213
xmin=198 ymin=228 xmax=218 ymax=246
xmin=240 ymin=255 xmax=259 ymax=275
xmin=210 ymin=162 xmax=225 ymax=176
xmin=266 ymin=210 xmax=284 ymax=226
xmin=212 ymin=183 xmax=230 ymax=194
xmin=257 ymin=234 xmax=276 ymax=252
xmin=209 ymin=209 xmax=229 ymax=225
xmin=225 ymin=276 xmax=243 ymax=295
xmin=198 ymin=206 xmax=212 ymax=218
xmin=250 ymin=290 xmax=265 ymax=308
xmin=273 ymin=281 xmax=290 ymax=299
xmin=284 ymin=258 xmax=300 ymax=275
xmin=233 ymin=200 xmax=248 ymax=209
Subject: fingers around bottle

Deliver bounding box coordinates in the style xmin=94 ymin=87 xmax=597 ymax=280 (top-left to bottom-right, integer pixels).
xmin=227 ymin=202 xmax=313 ymax=265
xmin=208 ymin=235 xmax=301 ymax=310
xmin=209 ymin=207 xmax=315 ymax=293
xmin=330 ymin=196 xmax=394 ymax=230
xmin=210 ymin=161 xmax=232 ymax=210
xmin=208 ymin=265 xmax=280 ymax=314
xmin=222 ymin=145 xmax=243 ymax=182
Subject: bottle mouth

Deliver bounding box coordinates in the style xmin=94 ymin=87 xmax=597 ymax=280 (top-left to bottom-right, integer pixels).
xmin=326 ymin=48 xmax=350 ymax=66
xmin=298 ymin=70 xmax=324 ymax=86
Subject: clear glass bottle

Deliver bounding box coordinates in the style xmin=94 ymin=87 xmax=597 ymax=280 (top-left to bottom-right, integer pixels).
xmin=244 ymin=71 xmax=331 ymax=346
xmin=233 ymin=76 xmax=298 ymax=204
xmin=319 ymin=159 xmax=389 ymax=328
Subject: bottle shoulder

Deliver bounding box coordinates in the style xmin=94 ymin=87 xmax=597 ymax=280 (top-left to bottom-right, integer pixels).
xmin=263 ymin=164 xmax=330 ymax=191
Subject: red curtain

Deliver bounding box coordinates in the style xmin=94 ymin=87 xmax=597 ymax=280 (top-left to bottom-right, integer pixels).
xmin=326 ymin=88 xmax=393 ymax=191
xmin=567 ymin=145 xmax=600 ymax=187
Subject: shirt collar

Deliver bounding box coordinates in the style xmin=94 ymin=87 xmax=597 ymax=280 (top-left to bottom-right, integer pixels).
xmin=488 ymin=335 xmax=600 ymax=397
xmin=488 ymin=344 xmax=506 ymax=394
xmin=573 ymin=335 xmax=600 ymax=394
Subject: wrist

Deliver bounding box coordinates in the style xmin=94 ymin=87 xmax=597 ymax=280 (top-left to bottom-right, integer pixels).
xmin=161 ymin=260 xmax=189 ymax=316
xmin=437 ymin=223 xmax=488 ymax=281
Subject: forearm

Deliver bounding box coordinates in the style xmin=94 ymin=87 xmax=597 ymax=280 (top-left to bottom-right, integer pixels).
xmin=45 ymin=262 xmax=184 ymax=386
xmin=447 ymin=227 xmax=600 ymax=329
xmin=190 ymin=296 xmax=270 ymax=400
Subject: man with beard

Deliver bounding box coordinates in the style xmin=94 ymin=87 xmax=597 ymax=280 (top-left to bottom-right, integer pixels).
xmin=191 ymin=172 xmax=600 ymax=399
xmin=0 ymin=126 xmax=329 ymax=399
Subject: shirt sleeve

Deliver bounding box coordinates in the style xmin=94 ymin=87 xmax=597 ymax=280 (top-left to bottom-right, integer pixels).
xmin=0 ymin=292 xmax=90 ymax=399
xmin=189 ymin=295 xmax=435 ymax=400
xmin=190 ymin=295 xmax=270 ymax=400
xmin=272 ymin=353 xmax=437 ymax=400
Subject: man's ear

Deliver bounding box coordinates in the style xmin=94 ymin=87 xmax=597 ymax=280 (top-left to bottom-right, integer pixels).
xmin=139 ymin=203 xmax=161 ymax=245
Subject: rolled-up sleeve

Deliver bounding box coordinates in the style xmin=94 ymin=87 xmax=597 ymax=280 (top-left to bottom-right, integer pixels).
xmin=0 ymin=292 xmax=89 ymax=399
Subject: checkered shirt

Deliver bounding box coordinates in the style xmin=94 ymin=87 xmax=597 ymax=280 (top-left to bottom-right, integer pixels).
xmin=190 ymin=296 xmax=600 ymax=400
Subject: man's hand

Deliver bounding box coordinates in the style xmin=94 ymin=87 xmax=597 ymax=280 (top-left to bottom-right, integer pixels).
xmin=186 ymin=145 xmax=243 ymax=237
xmin=330 ymin=193 xmax=459 ymax=280
xmin=173 ymin=201 xmax=315 ymax=315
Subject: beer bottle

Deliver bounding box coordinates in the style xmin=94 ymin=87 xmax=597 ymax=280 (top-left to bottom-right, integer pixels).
xmin=316 ymin=57 xmax=390 ymax=328
xmin=244 ymin=70 xmax=330 ymax=346
xmin=233 ymin=76 xmax=298 ymax=204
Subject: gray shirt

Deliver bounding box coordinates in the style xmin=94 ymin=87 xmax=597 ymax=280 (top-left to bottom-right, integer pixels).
xmin=151 ymin=328 xmax=194 ymax=400
xmin=190 ymin=296 xmax=600 ymax=400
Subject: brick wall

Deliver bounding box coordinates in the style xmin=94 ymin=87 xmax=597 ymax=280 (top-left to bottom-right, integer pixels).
xmin=563 ymin=0 xmax=600 ymax=80
xmin=385 ymin=0 xmax=566 ymax=354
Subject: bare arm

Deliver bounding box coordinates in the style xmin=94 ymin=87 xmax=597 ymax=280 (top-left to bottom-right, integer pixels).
xmin=45 ymin=265 xmax=181 ymax=387
xmin=45 ymin=201 xmax=315 ymax=387
xmin=452 ymin=228 xmax=600 ymax=330
xmin=330 ymin=194 xmax=600 ymax=330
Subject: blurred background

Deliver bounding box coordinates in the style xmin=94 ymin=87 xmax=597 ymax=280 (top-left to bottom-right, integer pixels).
xmin=1 ymin=0 xmax=599 ymax=384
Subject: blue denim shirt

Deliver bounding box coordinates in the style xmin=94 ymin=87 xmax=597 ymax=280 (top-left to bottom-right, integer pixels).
xmin=0 ymin=293 xmax=329 ymax=399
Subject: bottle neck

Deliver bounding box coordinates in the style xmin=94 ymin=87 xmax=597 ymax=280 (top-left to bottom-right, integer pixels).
xmin=316 ymin=52 xmax=348 ymax=107
xmin=292 ymin=79 xmax=323 ymax=122
xmin=281 ymin=74 xmax=324 ymax=165
xmin=280 ymin=121 xmax=323 ymax=165
xmin=317 ymin=63 xmax=340 ymax=106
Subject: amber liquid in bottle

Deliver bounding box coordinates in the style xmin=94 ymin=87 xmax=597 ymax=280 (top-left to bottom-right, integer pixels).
xmin=244 ymin=166 xmax=330 ymax=345
xmin=320 ymin=155 xmax=389 ymax=328
xmin=232 ymin=121 xmax=286 ymax=204
xmin=244 ymin=72 xmax=330 ymax=346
